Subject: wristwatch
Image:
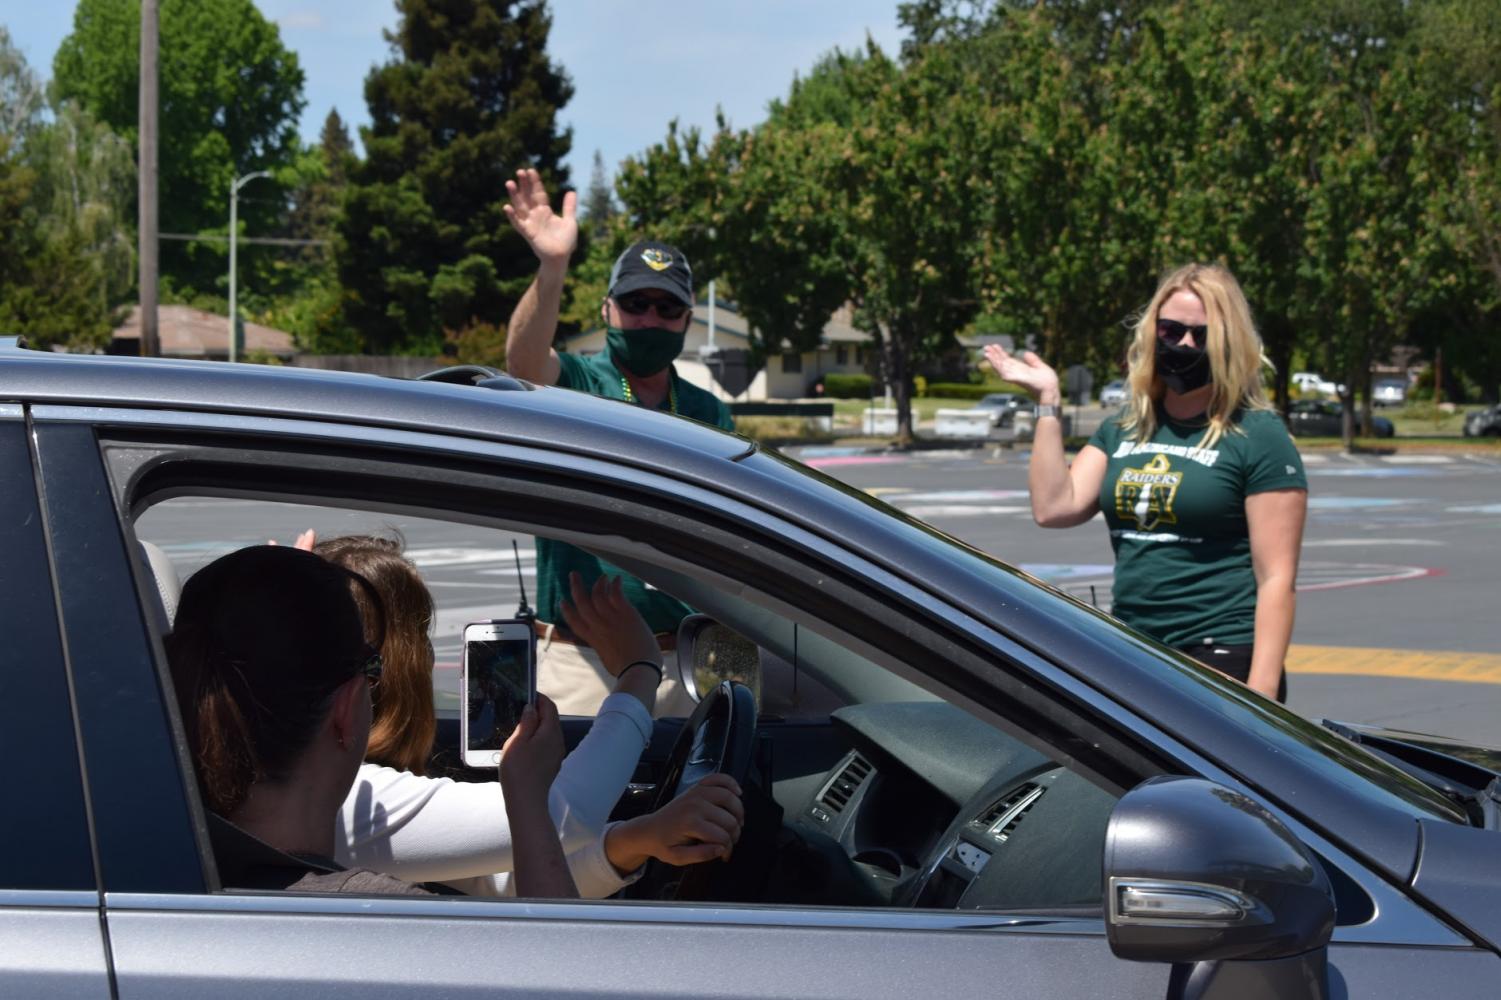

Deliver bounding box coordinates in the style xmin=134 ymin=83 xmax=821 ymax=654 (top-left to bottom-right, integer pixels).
xmin=1034 ymin=404 xmax=1062 ymax=420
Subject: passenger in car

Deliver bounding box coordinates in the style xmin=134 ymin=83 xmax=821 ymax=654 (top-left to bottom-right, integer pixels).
xmin=315 ymin=534 xmax=746 ymax=896
xmin=166 ymin=544 xmax=578 ymax=897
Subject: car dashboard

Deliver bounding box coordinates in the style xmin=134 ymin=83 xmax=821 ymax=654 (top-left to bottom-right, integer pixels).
xmin=780 ymin=702 xmax=1119 ymax=913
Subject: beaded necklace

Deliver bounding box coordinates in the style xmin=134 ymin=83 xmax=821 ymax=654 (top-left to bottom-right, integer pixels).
xmin=620 ymin=375 xmax=677 ymax=415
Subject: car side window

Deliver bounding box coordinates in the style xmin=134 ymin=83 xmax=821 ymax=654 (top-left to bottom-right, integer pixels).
xmin=136 ymin=488 xmax=1120 ymax=915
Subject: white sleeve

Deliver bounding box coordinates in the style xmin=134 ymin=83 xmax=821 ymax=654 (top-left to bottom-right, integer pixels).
xmin=548 ymin=691 xmax=653 ymax=852
xmin=335 ymin=691 xmax=652 ymax=893
xmin=442 ymin=825 xmax=640 ymax=899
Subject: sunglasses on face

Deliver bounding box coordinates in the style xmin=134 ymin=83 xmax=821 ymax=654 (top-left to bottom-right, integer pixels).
xmin=1156 ymin=317 xmax=1209 ymax=346
xmin=615 ymin=293 xmax=689 ymax=320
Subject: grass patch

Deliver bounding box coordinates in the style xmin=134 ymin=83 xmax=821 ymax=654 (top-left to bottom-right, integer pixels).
xmin=733 ymin=415 xmax=836 ymax=446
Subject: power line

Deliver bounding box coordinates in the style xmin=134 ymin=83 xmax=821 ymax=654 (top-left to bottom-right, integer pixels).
xmin=160 ymin=232 xmax=330 ymax=247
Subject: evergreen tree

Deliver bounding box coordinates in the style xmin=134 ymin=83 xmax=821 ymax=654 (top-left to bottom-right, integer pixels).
xmin=336 ymin=0 xmax=573 ymax=354
xmin=582 ymin=149 xmax=616 ymax=237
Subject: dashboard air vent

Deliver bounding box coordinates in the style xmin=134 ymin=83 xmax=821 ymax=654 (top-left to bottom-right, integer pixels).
xmin=971 ymin=784 xmax=1045 ymax=843
xmin=817 ymin=752 xmax=873 ymax=815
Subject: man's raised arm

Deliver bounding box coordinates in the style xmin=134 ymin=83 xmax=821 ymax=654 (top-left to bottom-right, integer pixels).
xmin=503 ymin=168 xmax=577 ymax=386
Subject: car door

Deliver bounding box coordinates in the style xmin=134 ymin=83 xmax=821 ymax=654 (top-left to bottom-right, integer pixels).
xmin=0 ymin=412 xmax=112 ymax=999
xmin=31 ymin=402 xmax=1491 ymax=999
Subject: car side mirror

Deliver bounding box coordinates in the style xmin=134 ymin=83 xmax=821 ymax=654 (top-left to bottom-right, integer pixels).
xmin=1104 ymin=777 xmax=1334 ymax=998
xmin=674 ymin=614 xmax=761 ymax=706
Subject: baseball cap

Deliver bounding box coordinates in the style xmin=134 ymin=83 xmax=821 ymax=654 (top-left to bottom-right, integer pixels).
xmin=608 ymin=240 xmax=694 ymax=305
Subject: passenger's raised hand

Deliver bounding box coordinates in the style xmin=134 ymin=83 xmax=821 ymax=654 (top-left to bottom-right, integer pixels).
xmin=604 ymin=773 xmax=746 ymax=872
xmin=983 ymin=344 xmax=1061 ymax=406
xmin=267 ymin=528 xmax=317 ymax=551
xmin=503 ymin=167 xmax=577 ymax=267
xmin=560 ymin=572 xmax=661 ymax=680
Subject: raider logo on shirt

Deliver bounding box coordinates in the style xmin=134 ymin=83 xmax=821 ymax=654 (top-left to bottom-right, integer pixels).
xmin=1116 ymin=453 xmax=1182 ymax=531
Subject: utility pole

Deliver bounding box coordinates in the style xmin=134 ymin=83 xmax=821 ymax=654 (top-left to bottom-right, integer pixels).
xmin=138 ymin=0 xmax=159 ymax=357
xmin=227 ymin=171 xmax=270 ymax=363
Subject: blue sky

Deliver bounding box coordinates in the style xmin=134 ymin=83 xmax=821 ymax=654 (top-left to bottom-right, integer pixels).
xmin=5 ymin=1 xmax=905 ymax=186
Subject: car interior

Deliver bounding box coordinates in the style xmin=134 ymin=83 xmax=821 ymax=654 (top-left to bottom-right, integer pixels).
xmin=132 ymin=489 xmax=1135 ymax=916
xmin=103 ymin=416 xmax=1411 ymax=931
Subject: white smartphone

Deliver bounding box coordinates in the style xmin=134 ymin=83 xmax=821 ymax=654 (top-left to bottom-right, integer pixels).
xmin=460 ymin=620 xmax=536 ymax=769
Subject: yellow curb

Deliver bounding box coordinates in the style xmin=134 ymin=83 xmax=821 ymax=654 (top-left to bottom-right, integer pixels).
xmin=1288 ymin=645 xmax=1501 ymax=685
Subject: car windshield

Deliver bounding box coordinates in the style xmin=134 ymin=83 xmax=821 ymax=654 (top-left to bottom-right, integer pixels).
xmin=752 ymin=446 xmax=1470 ymax=826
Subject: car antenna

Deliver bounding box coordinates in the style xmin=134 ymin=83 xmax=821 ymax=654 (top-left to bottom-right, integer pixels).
xmin=512 ymin=540 xmax=534 ymax=623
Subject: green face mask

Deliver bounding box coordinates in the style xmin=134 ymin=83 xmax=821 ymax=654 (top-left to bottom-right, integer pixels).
xmin=606 ymin=325 xmax=685 ymax=378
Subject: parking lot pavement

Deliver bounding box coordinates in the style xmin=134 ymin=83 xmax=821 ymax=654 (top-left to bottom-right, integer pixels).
xmin=1288 ymin=645 xmax=1501 ymax=685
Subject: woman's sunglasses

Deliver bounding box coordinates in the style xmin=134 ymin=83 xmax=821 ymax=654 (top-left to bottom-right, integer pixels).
xmin=615 ymin=293 xmax=689 ymax=320
xmin=1156 ymin=317 xmax=1208 ymax=346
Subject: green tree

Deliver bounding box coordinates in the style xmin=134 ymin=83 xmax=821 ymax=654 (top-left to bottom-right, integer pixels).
xmin=0 ymin=29 xmax=135 ymax=351
xmin=581 ymin=149 xmax=616 ymax=238
xmin=336 ymin=0 xmax=573 ymax=354
xmin=260 ymin=110 xmax=360 ymax=353
xmin=621 ymin=46 xmax=985 ymax=443
xmin=1411 ymin=0 xmax=1501 ymax=400
xmin=963 ymin=7 xmax=1151 ymax=384
xmin=52 ymin=0 xmax=306 ymax=298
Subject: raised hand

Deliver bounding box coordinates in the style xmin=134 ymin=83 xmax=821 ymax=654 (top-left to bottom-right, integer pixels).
xmin=267 ymin=528 xmax=317 ymax=551
xmin=983 ymin=343 xmax=1061 ymax=405
xmin=604 ymin=773 xmax=746 ymax=872
xmin=559 ymin=572 xmax=661 ymax=679
xmin=503 ymin=167 xmax=578 ymax=267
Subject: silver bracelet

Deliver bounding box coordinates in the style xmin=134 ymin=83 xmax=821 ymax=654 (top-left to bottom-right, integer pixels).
xmin=1034 ymin=404 xmax=1061 ymax=419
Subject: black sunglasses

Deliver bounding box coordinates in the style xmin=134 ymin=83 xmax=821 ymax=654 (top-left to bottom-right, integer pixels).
xmin=1156 ymin=317 xmax=1208 ymax=346
xmin=615 ymin=293 xmax=689 ymax=320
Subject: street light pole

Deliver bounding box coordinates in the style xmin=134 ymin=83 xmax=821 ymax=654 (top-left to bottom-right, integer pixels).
xmin=227 ymin=170 xmax=271 ymax=363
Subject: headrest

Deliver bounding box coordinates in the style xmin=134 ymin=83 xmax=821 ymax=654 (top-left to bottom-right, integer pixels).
xmin=139 ymin=539 xmax=182 ymax=629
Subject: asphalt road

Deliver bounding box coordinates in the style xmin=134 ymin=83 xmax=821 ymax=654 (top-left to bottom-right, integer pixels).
xmin=136 ymin=443 xmax=1501 ymax=746
xmin=794 ymin=443 xmax=1501 ymax=746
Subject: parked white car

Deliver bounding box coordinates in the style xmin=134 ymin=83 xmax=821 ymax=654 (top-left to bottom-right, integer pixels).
xmin=1292 ymin=372 xmax=1341 ymax=396
xmin=1373 ymin=378 xmax=1409 ymax=407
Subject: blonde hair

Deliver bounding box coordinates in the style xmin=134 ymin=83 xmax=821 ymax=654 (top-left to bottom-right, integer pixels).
xmin=1121 ymin=263 xmax=1273 ymax=449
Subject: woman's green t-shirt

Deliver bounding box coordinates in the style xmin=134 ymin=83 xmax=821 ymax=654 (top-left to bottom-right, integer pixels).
xmin=1086 ymin=408 xmax=1307 ymax=648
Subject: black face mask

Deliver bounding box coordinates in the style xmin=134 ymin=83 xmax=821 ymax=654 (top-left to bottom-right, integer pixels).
xmin=1155 ymin=339 xmax=1212 ymax=394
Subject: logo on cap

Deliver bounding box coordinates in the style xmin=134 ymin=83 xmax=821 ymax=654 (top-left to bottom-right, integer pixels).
xmin=641 ymin=248 xmax=673 ymax=272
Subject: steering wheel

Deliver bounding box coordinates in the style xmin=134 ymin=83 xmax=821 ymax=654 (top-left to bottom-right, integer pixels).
xmin=650 ymin=680 xmax=757 ymax=812
xmin=633 ymin=681 xmax=758 ymax=900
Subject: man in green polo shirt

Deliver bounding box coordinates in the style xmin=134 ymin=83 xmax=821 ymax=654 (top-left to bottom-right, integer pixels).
xmin=504 ymin=168 xmax=733 ymax=717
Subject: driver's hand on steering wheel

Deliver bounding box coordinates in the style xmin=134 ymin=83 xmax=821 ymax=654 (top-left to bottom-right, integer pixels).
xmin=603 ymin=773 xmax=745 ymax=875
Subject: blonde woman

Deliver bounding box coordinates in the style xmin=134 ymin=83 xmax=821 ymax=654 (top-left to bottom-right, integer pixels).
xmin=985 ymin=264 xmax=1307 ymax=701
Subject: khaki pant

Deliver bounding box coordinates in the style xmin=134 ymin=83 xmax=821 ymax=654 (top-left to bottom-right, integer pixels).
xmin=536 ymin=623 xmax=697 ymax=719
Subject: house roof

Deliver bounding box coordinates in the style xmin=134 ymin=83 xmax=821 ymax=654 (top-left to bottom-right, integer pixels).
xmin=112 ymin=304 xmax=296 ymax=357
xmin=563 ymin=298 xmax=752 ymax=346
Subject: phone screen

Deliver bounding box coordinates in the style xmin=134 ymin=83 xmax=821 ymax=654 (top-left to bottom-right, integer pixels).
xmin=465 ymin=638 xmax=532 ymax=752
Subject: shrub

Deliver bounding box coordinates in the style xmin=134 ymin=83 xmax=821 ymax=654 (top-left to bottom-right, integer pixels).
xmin=923 ymin=382 xmax=997 ymax=400
xmin=823 ymin=373 xmax=873 ymax=398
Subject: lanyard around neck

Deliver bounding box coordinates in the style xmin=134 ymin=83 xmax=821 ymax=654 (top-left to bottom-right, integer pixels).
xmin=620 ymin=375 xmax=677 ymax=415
